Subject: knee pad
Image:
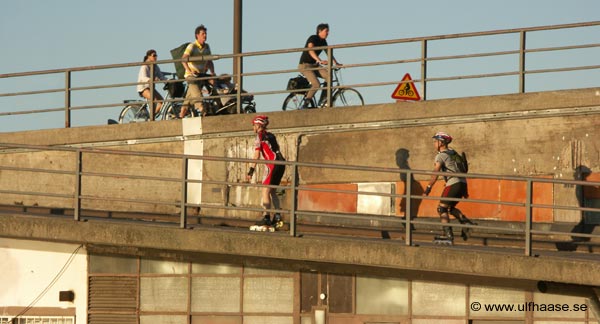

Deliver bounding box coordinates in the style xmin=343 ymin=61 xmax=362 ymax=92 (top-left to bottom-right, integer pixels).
xmin=437 ymin=205 xmax=449 ymax=215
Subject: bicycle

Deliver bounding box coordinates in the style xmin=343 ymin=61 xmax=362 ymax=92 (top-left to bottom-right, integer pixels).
xmin=282 ymin=67 xmax=364 ymax=111
xmin=119 ymin=72 xmax=196 ymax=123
xmin=119 ymin=73 xmax=256 ymax=123
xmin=201 ymin=74 xmax=257 ymax=116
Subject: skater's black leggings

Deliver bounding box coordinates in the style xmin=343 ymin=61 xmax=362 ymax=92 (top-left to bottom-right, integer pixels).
xmin=440 ymin=182 xmax=468 ymax=208
xmin=438 ymin=182 xmax=467 ymax=222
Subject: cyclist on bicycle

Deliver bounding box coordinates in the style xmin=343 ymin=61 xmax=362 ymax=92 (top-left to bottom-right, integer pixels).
xmin=181 ymin=24 xmax=218 ymax=118
xmin=137 ymin=49 xmax=167 ymax=116
xmin=298 ymin=23 xmax=342 ymax=109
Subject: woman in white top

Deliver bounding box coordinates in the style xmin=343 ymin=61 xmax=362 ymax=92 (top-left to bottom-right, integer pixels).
xmin=137 ymin=49 xmax=166 ymax=115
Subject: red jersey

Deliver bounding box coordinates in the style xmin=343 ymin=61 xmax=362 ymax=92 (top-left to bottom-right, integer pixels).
xmin=254 ymin=131 xmax=281 ymax=161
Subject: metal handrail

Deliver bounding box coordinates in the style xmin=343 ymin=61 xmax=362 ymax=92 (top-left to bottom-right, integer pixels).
xmin=0 ymin=142 xmax=598 ymax=256
xmin=1 ymin=21 xmax=599 ymax=129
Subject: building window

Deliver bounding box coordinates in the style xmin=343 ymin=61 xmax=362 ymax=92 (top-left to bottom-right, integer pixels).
xmin=140 ymin=315 xmax=187 ymax=324
xmin=191 ymin=277 xmax=241 ymax=312
xmin=140 ymin=277 xmax=188 ymax=312
xmin=356 ymin=276 xmax=409 ymax=315
xmin=469 ymin=286 xmax=525 ymax=318
xmin=141 ymin=259 xmax=188 ymax=274
xmin=89 ymin=254 xmax=137 ymax=273
xmin=533 ymin=292 xmax=588 ymax=320
xmin=89 ymin=255 xmax=297 ymax=322
xmin=191 ymin=316 xmax=242 ymax=324
xmin=412 ymin=281 xmax=466 ymax=316
xmin=243 ymin=277 xmax=294 ymax=313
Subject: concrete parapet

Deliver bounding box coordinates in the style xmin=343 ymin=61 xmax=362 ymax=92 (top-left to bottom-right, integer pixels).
xmin=0 ymin=88 xmax=598 ymax=224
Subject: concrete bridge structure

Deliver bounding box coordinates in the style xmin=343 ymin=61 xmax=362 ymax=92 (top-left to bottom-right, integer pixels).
xmin=0 ymin=86 xmax=599 ymax=323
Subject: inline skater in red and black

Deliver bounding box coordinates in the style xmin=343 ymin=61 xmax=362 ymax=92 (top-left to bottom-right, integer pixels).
xmin=246 ymin=115 xmax=286 ymax=229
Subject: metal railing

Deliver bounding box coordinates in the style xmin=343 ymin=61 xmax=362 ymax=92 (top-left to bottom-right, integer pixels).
xmin=0 ymin=142 xmax=598 ymax=257
xmin=0 ymin=21 xmax=598 ymax=130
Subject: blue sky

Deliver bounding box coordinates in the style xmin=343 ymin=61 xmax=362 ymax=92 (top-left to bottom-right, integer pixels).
xmin=0 ymin=0 xmax=599 ymax=131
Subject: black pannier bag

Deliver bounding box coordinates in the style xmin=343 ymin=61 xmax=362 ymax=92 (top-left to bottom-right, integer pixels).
xmin=164 ymin=81 xmax=185 ymax=98
xmin=286 ymin=75 xmax=310 ymax=92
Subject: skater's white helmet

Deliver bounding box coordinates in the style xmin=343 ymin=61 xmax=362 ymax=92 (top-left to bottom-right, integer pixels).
xmin=432 ymin=131 xmax=452 ymax=144
xmin=252 ymin=115 xmax=269 ymax=127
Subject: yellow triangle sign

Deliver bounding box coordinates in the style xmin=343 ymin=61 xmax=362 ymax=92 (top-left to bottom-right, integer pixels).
xmin=391 ymin=73 xmax=421 ymax=101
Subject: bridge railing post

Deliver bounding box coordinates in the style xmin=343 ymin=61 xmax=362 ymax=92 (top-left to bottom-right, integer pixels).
xmin=525 ymin=178 xmax=533 ymax=256
xmin=289 ymin=161 xmax=298 ymax=237
xmin=234 ymin=55 xmax=242 ymax=114
xmin=519 ymin=31 xmax=526 ymax=94
xmin=325 ymin=47 xmax=333 ymax=107
xmin=149 ymin=63 xmax=156 ymax=121
xmin=405 ymin=170 xmax=413 ymax=246
xmin=65 ymin=70 xmax=72 ymax=128
xmin=73 ymin=149 xmax=82 ymax=221
xmin=180 ymin=156 xmax=189 ymax=229
xmin=421 ymin=39 xmax=428 ymax=101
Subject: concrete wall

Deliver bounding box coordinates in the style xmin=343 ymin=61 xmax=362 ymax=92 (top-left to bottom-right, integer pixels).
xmin=0 ymin=238 xmax=86 ymax=319
xmin=209 ymin=88 xmax=600 ymax=223
xmin=0 ymin=88 xmax=598 ymax=223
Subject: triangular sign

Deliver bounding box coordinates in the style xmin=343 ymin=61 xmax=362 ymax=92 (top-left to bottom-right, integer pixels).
xmin=391 ymin=73 xmax=421 ymax=101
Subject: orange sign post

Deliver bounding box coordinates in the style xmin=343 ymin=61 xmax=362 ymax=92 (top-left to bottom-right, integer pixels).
xmin=391 ymin=73 xmax=421 ymax=101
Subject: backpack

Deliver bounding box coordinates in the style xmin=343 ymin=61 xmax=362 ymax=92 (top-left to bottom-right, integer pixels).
xmin=447 ymin=150 xmax=469 ymax=174
xmin=170 ymin=42 xmax=190 ymax=80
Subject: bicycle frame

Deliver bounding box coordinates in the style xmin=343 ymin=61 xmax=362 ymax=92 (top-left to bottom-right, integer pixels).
xmin=320 ymin=67 xmax=342 ymax=107
xmin=120 ymin=73 xmax=256 ymax=123
xmin=119 ymin=73 xmax=194 ymax=123
xmin=302 ymin=67 xmax=343 ymax=108
xmin=282 ymin=67 xmax=364 ymax=111
xmin=194 ymin=74 xmax=257 ymax=115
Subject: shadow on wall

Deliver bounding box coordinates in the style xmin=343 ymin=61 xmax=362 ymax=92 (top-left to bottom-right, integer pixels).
xmin=556 ymin=165 xmax=598 ymax=251
xmin=395 ymin=148 xmax=426 ymax=225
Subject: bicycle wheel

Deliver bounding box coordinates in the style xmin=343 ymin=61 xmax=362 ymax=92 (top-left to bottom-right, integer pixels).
xmin=332 ymin=88 xmax=364 ymax=107
xmin=163 ymin=103 xmax=198 ymax=120
xmin=282 ymin=93 xmax=302 ymax=111
xmin=282 ymin=93 xmax=314 ymax=111
xmin=119 ymin=105 xmax=148 ymax=123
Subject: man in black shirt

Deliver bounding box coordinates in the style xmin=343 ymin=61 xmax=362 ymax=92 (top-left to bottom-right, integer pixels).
xmin=298 ymin=23 xmax=342 ymax=109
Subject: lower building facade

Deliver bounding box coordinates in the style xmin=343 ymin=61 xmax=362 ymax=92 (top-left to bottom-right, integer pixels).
xmin=1 ymin=238 xmax=597 ymax=324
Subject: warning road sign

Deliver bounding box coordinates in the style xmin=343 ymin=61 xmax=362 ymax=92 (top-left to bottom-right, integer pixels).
xmin=391 ymin=73 xmax=421 ymax=101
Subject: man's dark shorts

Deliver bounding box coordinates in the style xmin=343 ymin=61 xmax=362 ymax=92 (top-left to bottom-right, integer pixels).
xmin=441 ymin=182 xmax=467 ymax=207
